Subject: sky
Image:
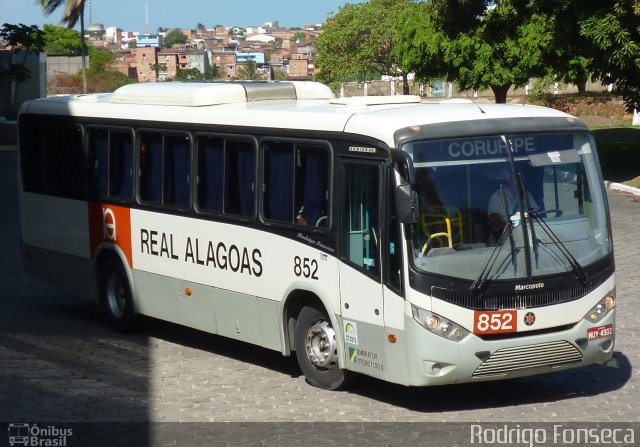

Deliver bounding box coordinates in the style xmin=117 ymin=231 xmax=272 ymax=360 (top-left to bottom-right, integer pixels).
xmin=2 ymin=0 xmax=357 ymax=33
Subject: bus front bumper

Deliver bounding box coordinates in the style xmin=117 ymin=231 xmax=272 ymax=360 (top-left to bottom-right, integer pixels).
xmin=404 ymin=309 xmax=615 ymax=387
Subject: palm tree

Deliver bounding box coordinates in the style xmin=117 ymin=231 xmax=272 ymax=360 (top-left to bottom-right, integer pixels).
xmin=238 ymin=60 xmax=261 ymax=80
xmin=37 ymin=0 xmax=87 ymax=93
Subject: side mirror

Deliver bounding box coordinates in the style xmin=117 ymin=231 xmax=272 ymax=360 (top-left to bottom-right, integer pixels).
xmin=396 ymin=183 xmax=419 ymax=223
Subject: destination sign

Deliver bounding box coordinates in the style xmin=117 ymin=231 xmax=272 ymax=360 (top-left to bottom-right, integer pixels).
xmin=405 ymin=132 xmax=575 ymax=164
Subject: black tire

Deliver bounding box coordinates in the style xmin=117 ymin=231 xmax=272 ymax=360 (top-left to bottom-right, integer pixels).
xmin=99 ymin=257 xmax=136 ymax=332
xmin=294 ymin=306 xmax=353 ymax=390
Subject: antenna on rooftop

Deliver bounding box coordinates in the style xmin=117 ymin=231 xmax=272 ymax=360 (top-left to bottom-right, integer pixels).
xmin=144 ymin=2 xmax=149 ymax=35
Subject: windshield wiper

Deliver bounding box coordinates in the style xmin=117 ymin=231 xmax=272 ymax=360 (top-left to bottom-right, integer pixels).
xmin=500 ymin=185 xmax=518 ymax=275
xmin=529 ymin=210 xmax=589 ymax=286
xmin=517 ymin=172 xmax=540 ymax=269
xmin=470 ymin=218 xmax=516 ymax=297
xmin=503 ymin=136 xmax=533 ymax=280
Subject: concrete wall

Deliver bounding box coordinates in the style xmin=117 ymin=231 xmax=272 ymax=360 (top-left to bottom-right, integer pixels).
xmin=47 ymin=55 xmax=88 ymax=76
xmin=0 ymin=50 xmax=46 ymax=120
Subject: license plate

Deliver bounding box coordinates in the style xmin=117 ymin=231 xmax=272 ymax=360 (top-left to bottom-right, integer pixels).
xmin=473 ymin=310 xmax=517 ymax=335
xmin=587 ymin=324 xmax=614 ymax=340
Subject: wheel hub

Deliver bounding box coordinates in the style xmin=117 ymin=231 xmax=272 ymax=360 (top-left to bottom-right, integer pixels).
xmin=106 ymin=276 xmax=126 ymax=319
xmin=305 ymin=320 xmax=338 ymax=369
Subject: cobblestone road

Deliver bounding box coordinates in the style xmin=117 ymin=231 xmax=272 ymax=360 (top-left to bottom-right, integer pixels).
xmin=0 ymin=149 xmax=638 ymax=444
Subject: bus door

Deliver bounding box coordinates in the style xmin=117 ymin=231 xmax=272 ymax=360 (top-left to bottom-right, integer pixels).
xmin=338 ymin=159 xmax=387 ymax=377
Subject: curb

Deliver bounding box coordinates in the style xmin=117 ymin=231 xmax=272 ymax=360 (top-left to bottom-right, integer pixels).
xmin=605 ymin=181 xmax=640 ymax=196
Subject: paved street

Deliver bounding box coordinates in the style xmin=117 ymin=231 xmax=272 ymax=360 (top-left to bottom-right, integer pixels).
xmin=0 ymin=148 xmax=638 ymax=443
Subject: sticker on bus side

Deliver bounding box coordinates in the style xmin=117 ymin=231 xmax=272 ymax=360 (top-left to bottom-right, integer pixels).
xmin=88 ymin=203 xmax=133 ymax=267
xmin=473 ymin=310 xmax=517 ymax=335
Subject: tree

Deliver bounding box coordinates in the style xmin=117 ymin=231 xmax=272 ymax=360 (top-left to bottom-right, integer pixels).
xmin=237 ymin=60 xmax=261 ymax=80
xmin=151 ymin=63 xmax=168 ymax=81
xmin=400 ymin=1 xmax=553 ymax=103
xmin=395 ymin=2 xmax=448 ymax=86
xmin=291 ymin=31 xmax=306 ymax=42
xmin=174 ymin=67 xmax=205 ymax=81
xmin=38 ymin=0 xmax=88 ymax=93
xmin=314 ymin=0 xmax=415 ymax=94
xmin=42 ymin=23 xmax=82 ymax=55
xmin=164 ymin=29 xmax=187 ymax=48
xmin=446 ymin=4 xmax=553 ymax=102
xmin=206 ymin=64 xmax=220 ymax=80
xmin=196 ymin=22 xmax=207 ymax=32
xmin=0 ymin=23 xmax=45 ymax=118
xmin=579 ymin=0 xmax=640 ymax=112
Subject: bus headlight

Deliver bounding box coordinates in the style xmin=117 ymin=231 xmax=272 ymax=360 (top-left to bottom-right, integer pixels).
xmin=411 ymin=305 xmax=470 ymax=342
xmin=584 ymin=294 xmax=616 ymax=324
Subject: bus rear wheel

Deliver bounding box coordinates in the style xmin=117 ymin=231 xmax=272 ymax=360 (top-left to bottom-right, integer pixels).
xmin=294 ymin=306 xmax=352 ymax=390
xmin=99 ymin=257 xmax=136 ymax=332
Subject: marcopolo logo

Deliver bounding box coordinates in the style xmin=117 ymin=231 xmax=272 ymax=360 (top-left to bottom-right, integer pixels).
xmin=7 ymin=423 xmax=73 ymax=446
xmin=514 ymin=282 xmax=545 ymax=292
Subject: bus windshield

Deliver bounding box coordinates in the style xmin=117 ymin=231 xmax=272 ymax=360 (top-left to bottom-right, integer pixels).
xmin=403 ymin=132 xmax=612 ymax=282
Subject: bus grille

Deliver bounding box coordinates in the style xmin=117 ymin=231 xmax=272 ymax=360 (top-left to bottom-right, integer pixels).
xmin=472 ymin=340 xmax=583 ymax=378
xmin=432 ymin=271 xmax=609 ymax=310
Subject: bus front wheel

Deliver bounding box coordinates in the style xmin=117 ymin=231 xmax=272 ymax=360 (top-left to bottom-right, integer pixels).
xmin=99 ymin=258 xmax=136 ymax=332
xmin=294 ymin=306 xmax=352 ymax=390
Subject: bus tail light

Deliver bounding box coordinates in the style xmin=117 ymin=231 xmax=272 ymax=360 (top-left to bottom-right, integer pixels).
xmin=411 ymin=305 xmax=470 ymax=342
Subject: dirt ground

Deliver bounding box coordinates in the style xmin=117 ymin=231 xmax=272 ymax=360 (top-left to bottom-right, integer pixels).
xmin=511 ymin=93 xmax=633 ymax=127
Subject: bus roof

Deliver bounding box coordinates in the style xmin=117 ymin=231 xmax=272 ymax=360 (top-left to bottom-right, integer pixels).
xmin=21 ymin=81 xmax=586 ymax=148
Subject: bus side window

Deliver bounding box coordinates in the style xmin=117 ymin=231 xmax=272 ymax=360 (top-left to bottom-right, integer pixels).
xmin=196 ymin=136 xmax=224 ymax=213
xmin=225 ymin=140 xmax=255 ymax=217
xmin=19 ymin=119 xmax=46 ymax=194
xmin=296 ymin=147 xmax=328 ymax=227
xmin=262 ymin=142 xmax=329 ymax=226
xmin=139 ymin=132 xmax=162 ymax=203
xmin=44 ymin=124 xmax=84 ymax=198
xmin=263 ymin=142 xmax=294 ymax=222
xmin=109 ymin=131 xmax=133 ymax=199
xmin=88 ymin=128 xmax=109 ymax=197
xmin=164 ymin=135 xmax=190 ymax=208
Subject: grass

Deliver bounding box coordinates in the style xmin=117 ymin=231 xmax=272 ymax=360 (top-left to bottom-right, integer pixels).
xmin=591 ymin=127 xmax=640 ymax=185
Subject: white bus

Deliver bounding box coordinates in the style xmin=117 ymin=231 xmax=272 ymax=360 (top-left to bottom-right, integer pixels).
xmin=18 ymin=81 xmax=616 ymax=390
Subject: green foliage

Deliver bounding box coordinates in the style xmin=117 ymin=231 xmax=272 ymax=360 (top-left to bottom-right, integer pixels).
xmin=528 ymin=74 xmax=563 ymax=101
xmin=38 ymin=0 xmax=84 ymax=28
xmin=0 ymin=23 xmax=45 ymax=56
xmin=208 ymin=64 xmax=220 ymax=80
xmin=82 ymin=69 xmax=136 ymax=92
xmin=237 ymin=60 xmax=261 ymax=80
xmin=174 ymin=67 xmax=205 ymax=81
xmin=592 ymin=127 xmax=640 ymax=182
xmin=164 ymin=29 xmax=188 ymax=48
xmin=151 ymin=63 xmax=168 ymax=79
xmin=0 ymin=23 xmax=45 ymax=117
xmin=398 ymin=1 xmax=554 ymax=103
xmin=447 ymin=3 xmax=552 ymax=102
xmin=271 ymin=67 xmax=287 ymax=81
xmin=291 ymin=32 xmax=306 ymax=42
xmin=87 ymin=47 xmax=113 ymax=74
xmin=395 ymin=3 xmax=447 ymax=82
xmin=42 ymin=24 xmax=82 ymax=55
xmin=580 ymin=0 xmax=640 ymax=111
xmin=196 ymin=22 xmax=207 ymax=31
xmin=314 ymin=0 xmax=414 ymax=91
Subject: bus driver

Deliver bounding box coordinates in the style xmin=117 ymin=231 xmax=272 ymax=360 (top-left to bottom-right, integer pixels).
xmin=487 ymin=166 xmax=538 ymax=242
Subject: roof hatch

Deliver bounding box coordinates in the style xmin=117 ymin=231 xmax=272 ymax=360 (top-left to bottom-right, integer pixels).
xmin=109 ymin=81 xmax=335 ymax=106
